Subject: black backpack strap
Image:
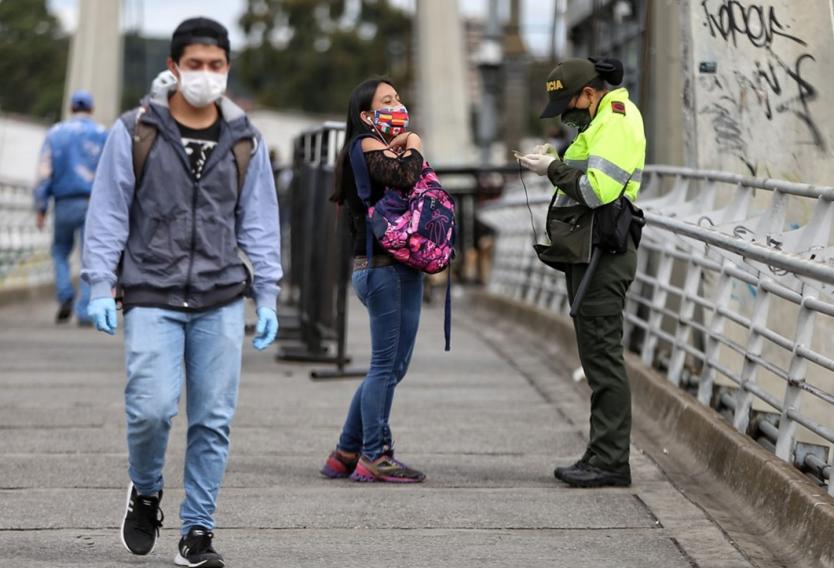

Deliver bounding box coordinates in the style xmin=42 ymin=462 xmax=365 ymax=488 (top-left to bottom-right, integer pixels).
xmin=347 ymin=134 xmax=379 ymax=261
xmin=232 ymin=137 xmax=255 ymax=193
xmin=348 ymin=134 xmax=377 ymax=205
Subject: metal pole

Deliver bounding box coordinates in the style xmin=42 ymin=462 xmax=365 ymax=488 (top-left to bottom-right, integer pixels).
xmin=551 ymin=0 xmax=568 ymax=62
xmin=64 ymin=0 xmax=121 ymax=125
xmin=477 ymin=0 xmax=502 ymax=165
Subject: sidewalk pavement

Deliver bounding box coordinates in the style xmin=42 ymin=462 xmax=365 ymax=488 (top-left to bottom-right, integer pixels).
xmin=0 ymin=293 xmax=755 ymax=567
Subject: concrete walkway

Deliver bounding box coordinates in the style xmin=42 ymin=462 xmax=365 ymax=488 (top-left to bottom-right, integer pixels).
xmin=0 ymin=293 xmax=756 ymax=567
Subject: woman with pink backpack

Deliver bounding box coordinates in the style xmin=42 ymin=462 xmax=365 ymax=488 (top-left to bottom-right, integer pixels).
xmin=321 ymin=77 xmax=454 ymax=483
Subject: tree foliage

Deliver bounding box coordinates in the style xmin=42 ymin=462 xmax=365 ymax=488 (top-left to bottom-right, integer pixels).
xmin=0 ymin=0 xmax=68 ymax=121
xmin=236 ymin=0 xmax=412 ymax=114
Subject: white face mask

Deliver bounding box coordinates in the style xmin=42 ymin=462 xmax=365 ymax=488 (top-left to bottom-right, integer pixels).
xmin=176 ymin=66 xmax=228 ymax=107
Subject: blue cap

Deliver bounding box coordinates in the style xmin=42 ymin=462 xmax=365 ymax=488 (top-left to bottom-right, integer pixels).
xmin=70 ymin=90 xmax=94 ymax=111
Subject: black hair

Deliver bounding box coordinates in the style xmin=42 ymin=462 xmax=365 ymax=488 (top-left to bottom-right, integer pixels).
xmin=586 ymin=76 xmax=608 ymax=91
xmin=170 ymin=17 xmax=231 ymax=63
xmin=330 ymin=77 xmax=396 ymax=204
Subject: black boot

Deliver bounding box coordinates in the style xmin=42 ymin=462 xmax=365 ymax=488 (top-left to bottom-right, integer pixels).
xmin=559 ymin=462 xmax=631 ymax=488
xmin=554 ymin=449 xmax=593 ymax=481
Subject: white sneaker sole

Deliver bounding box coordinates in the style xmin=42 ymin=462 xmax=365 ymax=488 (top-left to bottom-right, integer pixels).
xmin=174 ymin=551 xmax=223 ymax=567
xmin=120 ymin=482 xmax=157 ymax=555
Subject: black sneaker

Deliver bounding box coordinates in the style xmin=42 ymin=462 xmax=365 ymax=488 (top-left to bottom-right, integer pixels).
xmin=175 ymin=526 xmax=225 ymax=568
xmin=120 ymin=483 xmax=164 ymax=555
xmin=56 ymin=299 xmax=73 ymax=323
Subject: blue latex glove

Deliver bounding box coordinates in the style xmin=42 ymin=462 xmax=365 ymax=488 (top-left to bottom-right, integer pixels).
xmin=252 ymin=307 xmax=279 ymax=350
xmin=88 ymin=297 xmax=118 ymax=335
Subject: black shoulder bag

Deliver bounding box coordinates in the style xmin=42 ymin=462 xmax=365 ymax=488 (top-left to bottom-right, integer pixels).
xmin=523 ymin=171 xmax=646 ymax=315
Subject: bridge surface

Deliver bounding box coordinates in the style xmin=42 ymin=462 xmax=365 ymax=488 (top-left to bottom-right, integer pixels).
xmin=0 ymin=293 xmax=781 ymax=568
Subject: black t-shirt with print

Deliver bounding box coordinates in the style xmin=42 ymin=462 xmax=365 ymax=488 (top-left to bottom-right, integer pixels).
xmin=176 ymin=119 xmax=221 ymax=180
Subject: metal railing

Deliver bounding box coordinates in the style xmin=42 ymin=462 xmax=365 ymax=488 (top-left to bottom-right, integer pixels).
xmin=479 ymin=166 xmax=834 ymax=494
xmin=0 ymin=177 xmax=51 ymax=290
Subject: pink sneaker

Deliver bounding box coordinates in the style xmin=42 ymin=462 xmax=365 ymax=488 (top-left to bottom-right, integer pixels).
xmin=320 ymin=450 xmax=359 ymax=479
xmin=350 ymin=455 xmax=426 ymax=483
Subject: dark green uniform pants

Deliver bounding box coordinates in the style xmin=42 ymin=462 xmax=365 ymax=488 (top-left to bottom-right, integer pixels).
xmin=565 ymin=240 xmax=637 ymax=472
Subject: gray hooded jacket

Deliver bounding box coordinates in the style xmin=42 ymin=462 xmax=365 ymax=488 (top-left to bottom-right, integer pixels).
xmin=82 ymin=91 xmax=282 ymax=311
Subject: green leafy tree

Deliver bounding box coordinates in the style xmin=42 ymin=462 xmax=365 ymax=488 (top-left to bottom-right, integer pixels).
xmin=0 ymin=0 xmax=68 ymax=121
xmin=237 ymin=0 xmax=412 ymax=114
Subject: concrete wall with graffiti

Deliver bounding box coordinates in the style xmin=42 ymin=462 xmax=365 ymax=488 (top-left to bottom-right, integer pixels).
xmin=679 ymin=0 xmax=834 ymax=446
xmin=683 ymin=0 xmax=834 ymax=184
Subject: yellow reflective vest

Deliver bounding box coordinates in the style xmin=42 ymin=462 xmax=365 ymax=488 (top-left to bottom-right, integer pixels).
xmin=559 ymin=87 xmax=645 ymax=207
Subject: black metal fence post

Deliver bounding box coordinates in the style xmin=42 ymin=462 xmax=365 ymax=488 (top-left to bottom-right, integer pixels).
xmin=277 ymin=123 xmax=366 ymax=379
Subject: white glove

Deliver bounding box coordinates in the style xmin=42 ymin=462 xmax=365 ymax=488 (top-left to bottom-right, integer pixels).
xmin=532 ymin=143 xmax=558 ymax=157
xmin=518 ymin=153 xmax=556 ymax=177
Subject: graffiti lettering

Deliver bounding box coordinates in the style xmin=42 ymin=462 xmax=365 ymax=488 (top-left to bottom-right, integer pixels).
xmin=752 ymin=51 xmax=825 ymax=150
xmin=700 ymin=1 xmax=827 ymax=162
xmin=702 ymin=93 xmax=757 ymax=176
xmin=753 ymin=60 xmax=780 ymax=119
xmin=701 ymin=0 xmax=806 ymax=49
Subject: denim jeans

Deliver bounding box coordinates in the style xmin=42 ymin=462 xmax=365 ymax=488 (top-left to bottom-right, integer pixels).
xmin=52 ymin=198 xmax=90 ymax=319
xmin=123 ymin=298 xmax=244 ymax=534
xmin=338 ymin=263 xmax=423 ymax=460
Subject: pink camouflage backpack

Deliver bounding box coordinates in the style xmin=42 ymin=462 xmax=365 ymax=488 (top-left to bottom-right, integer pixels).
xmin=349 ymin=134 xmax=456 ymax=349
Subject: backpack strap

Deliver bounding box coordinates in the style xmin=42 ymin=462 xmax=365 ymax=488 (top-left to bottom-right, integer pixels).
xmin=232 ymin=137 xmax=255 ymax=194
xmin=444 ymin=268 xmax=452 ymax=351
xmin=348 ymin=134 xmax=376 ymax=205
xmin=129 ymin=106 xmax=157 ymax=189
xmin=347 ymin=134 xmax=378 ymax=262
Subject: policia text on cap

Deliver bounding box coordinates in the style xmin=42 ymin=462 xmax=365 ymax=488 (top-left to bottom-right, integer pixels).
xmin=517 ymin=57 xmax=647 ymax=489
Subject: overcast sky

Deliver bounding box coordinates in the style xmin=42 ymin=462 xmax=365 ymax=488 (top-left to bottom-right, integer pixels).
xmin=48 ymin=0 xmax=556 ymax=56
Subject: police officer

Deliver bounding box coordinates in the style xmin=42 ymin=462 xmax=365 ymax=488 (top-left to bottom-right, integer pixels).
xmin=518 ymin=57 xmax=646 ymax=488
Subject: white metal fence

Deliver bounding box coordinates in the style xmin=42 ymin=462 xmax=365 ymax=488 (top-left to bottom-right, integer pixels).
xmin=0 ymin=178 xmax=52 ymax=291
xmin=480 ymin=166 xmax=834 ymax=493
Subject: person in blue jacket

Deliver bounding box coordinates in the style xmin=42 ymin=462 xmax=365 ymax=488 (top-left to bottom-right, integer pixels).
xmin=81 ymin=18 xmax=282 ymax=568
xmin=33 ymin=90 xmax=107 ymax=324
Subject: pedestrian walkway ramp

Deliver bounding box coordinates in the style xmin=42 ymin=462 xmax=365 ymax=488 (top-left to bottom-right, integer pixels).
xmin=0 ymin=293 xmax=795 ymax=567
xmin=4 ymin=162 xmax=834 ymax=566
xmin=479 ymin=165 xmax=834 ymax=568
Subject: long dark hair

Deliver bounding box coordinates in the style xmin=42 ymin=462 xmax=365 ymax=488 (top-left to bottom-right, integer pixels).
xmin=331 ymin=77 xmax=395 ymax=203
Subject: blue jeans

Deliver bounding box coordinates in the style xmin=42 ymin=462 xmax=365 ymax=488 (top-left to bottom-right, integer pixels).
xmin=123 ymin=299 xmax=244 ymax=534
xmin=52 ymin=198 xmax=90 ymax=319
xmin=338 ymin=264 xmax=423 ymax=460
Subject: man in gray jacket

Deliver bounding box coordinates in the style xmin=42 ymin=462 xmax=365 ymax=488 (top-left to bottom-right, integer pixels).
xmin=82 ymin=18 xmax=281 ymax=568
